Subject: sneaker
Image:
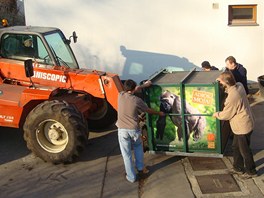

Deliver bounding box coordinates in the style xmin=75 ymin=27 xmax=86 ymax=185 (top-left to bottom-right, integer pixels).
xmin=124 ymin=173 xmax=137 ymax=183
xmin=229 ymin=167 xmax=244 ymax=175
xmin=240 ymin=172 xmax=258 ymax=179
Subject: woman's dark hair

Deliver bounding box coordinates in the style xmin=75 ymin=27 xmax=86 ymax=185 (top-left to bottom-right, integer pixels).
xmin=219 ymin=71 xmax=236 ymax=86
xmin=124 ymin=79 xmax=137 ymax=91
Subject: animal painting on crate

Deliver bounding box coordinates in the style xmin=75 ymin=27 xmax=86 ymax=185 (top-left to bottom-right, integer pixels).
xmin=156 ymin=90 xmax=206 ymax=142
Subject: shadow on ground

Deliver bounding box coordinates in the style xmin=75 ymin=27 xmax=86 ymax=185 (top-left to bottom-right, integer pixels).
xmin=79 ymin=130 xmax=120 ymax=162
xmin=0 ymin=127 xmax=30 ymax=164
xmin=0 ymin=124 xmax=120 ymax=165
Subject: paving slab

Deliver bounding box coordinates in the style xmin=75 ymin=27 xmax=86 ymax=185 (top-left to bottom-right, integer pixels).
xmin=0 ymin=130 xmax=118 ymax=198
xmin=189 ymin=157 xmax=227 ymax=171
xmin=250 ymin=96 xmax=264 ymax=150
xmin=142 ymin=154 xmax=194 ymax=198
xmin=196 ymin=174 xmax=240 ymax=194
xmin=102 ymin=146 xmax=139 ymax=198
xmin=0 ymin=154 xmax=107 ymax=198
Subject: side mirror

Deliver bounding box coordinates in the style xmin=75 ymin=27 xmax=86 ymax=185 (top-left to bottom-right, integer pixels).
xmin=72 ymin=31 xmax=77 ymax=43
xmin=24 ymin=59 xmax=34 ymax=77
xmin=67 ymin=31 xmax=78 ymax=44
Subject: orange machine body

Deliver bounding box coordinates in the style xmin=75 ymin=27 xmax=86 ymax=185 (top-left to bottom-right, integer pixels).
xmin=0 ymin=26 xmax=123 ymax=128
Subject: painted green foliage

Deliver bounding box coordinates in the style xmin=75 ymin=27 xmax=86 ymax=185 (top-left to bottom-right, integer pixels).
xmin=147 ymin=85 xmax=218 ymax=152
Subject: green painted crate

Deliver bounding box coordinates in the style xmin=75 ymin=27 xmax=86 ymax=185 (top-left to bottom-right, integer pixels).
xmin=143 ymin=69 xmax=230 ymax=158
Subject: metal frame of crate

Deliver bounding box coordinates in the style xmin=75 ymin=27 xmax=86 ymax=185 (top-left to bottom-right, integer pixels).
xmin=143 ymin=68 xmax=229 ymax=158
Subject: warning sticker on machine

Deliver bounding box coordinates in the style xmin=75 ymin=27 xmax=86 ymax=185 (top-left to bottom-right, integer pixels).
xmin=0 ymin=115 xmax=14 ymax=122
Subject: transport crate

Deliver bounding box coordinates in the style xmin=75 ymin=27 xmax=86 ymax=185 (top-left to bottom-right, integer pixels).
xmin=143 ymin=69 xmax=230 ymax=157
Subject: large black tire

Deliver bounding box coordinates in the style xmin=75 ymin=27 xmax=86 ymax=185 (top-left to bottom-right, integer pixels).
xmin=23 ymin=100 xmax=88 ymax=164
xmin=88 ymin=100 xmax=117 ymax=130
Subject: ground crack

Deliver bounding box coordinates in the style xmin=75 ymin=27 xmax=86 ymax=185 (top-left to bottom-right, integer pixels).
xmin=100 ymin=144 xmax=119 ymax=198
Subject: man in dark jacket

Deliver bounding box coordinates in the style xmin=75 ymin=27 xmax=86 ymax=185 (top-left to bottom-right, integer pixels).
xmin=225 ymin=56 xmax=249 ymax=95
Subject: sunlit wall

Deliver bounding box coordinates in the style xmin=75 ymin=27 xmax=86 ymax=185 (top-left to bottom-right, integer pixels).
xmin=24 ymin=0 xmax=264 ymax=82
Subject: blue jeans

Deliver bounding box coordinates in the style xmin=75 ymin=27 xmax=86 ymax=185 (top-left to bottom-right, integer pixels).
xmin=118 ymin=128 xmax=144 ymax=182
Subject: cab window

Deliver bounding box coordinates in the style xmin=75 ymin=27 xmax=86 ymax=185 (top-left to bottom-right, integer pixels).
xmin=0 ymin=33 xmax=54 ymax=66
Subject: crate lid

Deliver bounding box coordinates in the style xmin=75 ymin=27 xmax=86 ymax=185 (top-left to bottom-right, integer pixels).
xmin=150 ymin=70 xmax=222 ymax=85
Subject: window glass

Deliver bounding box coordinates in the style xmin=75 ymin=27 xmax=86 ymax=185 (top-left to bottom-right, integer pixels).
xmin=232 ymin=8 xmax=253 ymax=19
xmin=1 ymin=34 xmax=22 ymax=57
xmin=0 ymin=33 xmax=53 ymax=66
xmin=128 ymin=62 xmax=143 ymax=75
xmin=45 ymin=32 xmax=78 ymax=68
xmin=228 ymin=5 xmax=257 ymax=26
xmin=36 ymin=36 xmax=53 ymax=65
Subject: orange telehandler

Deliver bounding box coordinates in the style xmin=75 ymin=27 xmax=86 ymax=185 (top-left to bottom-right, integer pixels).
xmin=0 ymin=23 xmax=123 ymax=163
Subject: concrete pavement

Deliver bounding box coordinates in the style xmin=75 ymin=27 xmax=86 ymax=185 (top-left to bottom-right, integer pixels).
xmin=0 ymin=92 xmax=263 ymax=198
xmin=140 ymin=92 xmax=264 ymax=198
xmin=102 ymin=91 xmax=264 ymax=198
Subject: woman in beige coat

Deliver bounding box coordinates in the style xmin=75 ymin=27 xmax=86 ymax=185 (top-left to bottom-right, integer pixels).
xmin=213 ymin=71 xmax=257 ymax=179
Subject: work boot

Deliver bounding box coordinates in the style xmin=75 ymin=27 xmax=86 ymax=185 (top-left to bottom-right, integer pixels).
xmin=239 ymin=171 xmax=258 ymax=179
xmin=240 ymin=172 xmax=258 ymax=179
xmin=138 ymin=167 xmax=149 ymax=179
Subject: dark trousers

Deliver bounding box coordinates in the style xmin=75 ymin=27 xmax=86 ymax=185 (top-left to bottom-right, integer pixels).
xmin=232 ymin=131 xmax=256 ymax=174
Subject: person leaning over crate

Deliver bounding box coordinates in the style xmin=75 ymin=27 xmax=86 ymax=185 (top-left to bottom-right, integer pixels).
xmin=116 ymin=79 xmax=165 ymax=183
xmin=201 ymin=61 xmax=219 ymax=71
xmin=213 ymin=71 xmax=257 ymax=179
xmin=225 ymin=56 xmax=249 ymax=95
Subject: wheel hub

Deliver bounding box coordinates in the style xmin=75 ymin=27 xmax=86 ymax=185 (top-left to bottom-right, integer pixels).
xmin=36 ymin=119 xmax=69 ymax=153
xmin=48 ymin=126 xmax=60 ymax=140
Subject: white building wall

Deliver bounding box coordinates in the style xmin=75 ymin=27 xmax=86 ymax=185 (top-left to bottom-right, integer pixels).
xmin=24 ymin=0 xmax=264 ymax=82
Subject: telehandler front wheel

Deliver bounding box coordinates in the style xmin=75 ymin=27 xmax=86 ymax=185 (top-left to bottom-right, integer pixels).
xmin=23 ymin=100 xmax=88 ymax=164
xmin=88 ymin=100 xmax=117 ymax=130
